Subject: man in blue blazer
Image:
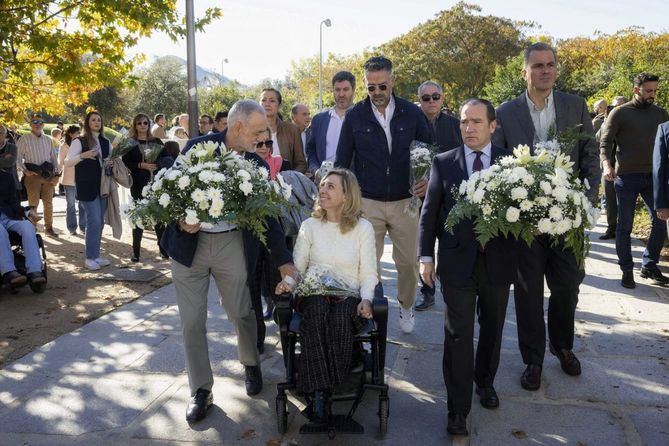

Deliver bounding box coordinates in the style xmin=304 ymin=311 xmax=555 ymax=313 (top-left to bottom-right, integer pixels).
xmin=419 ymin=99 xmax=517 ymax=436
xmin=161 ymin=100 xmax=297 ymax=422
xmin=653 ymin=121 xmax=669 ymax=222
xmin=306 ymin=71 xmax=356 ymax=173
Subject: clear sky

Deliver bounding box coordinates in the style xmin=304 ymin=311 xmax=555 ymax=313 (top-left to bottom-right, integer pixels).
xmin=131 ymin=0 xmax=668 ymax=85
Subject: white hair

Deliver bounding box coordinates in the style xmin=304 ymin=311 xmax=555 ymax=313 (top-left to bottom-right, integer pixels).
xmin=417 ymin=80 xmax=443 ymax=97
xmin=228 ymin=100 xmax=266 ymax=127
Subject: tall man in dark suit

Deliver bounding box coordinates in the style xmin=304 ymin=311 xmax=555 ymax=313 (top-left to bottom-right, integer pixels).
xmin=653 ymin=121 xmax=669 ymax=236
xmin=306 ymin=71 xmax=356 ymax=173
xmin=420 ymin=99 xmax=516 ymax=436
xmin=492 ymin=42 xmax=600 ymax=390
xmin=162 ymin=100 xmax=298 ymax=422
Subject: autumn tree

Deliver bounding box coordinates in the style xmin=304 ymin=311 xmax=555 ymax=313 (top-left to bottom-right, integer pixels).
xmin=129 ymin=57 xmax=188 ymax=122
xmin=0 ymin=0 xmax=221 ymax=123
xmin=199 ymin=82 xmax=244 ymax=117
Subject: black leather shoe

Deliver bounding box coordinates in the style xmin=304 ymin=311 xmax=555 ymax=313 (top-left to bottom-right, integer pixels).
xmin=414 ymin=292 xmax=435 ymax=311
xmin=640 ymin=267 xmax=669 ymax=285
xmin=598 ymin=230 xmax=616 ymax=240
xmin=186 ymin=388 xmax=213 ymax=422
xmin=447 ymin=413 xmax=468 ymax=436
xmin=621 ymin=270 xmax=636 ymax=289
xmin=549 ymin=344 xmax=582 ymax=376
xmin=520 ymin=364 xmax=542 ymax=391
xmin=475 ymin=385 xmax=499 ymax=409
xmin=245 ymin=365 xmax=262 ymax=396
xmin=4 ymin=270 xmax=27 ymax=286
xmin=27 ymin=271 xmax=46 ymax=284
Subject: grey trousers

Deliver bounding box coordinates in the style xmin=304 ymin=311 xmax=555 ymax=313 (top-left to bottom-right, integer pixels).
xmin=172 ymin=231 xmax=259 ymax=396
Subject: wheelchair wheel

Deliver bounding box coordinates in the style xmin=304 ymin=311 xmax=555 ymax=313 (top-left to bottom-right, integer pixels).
xmin=29 ymin=281 xmax=47 ymax=294
xmin=276 ymin=395 xmax=288 ymax=434
xmin=378 ymin=396 xmax=389 ymax=437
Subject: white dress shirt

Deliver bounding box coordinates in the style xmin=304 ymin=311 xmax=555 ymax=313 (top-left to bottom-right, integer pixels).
xmin=525 ymin=90 xmax=556 ymax=143
xmin=464 ymin=143 xmax=492 ymax=177
xmin=325 ymin=108 xmax=346 ymax=161
xmin=371 ymin=95 xmax=395 ymax=154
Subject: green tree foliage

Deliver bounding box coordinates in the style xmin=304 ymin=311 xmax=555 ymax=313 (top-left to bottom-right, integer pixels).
xmin=65 ymin=86 xmax=129 ymax=126
xmin=483 ymin=54 xmax=527 ymax=105
xmin=130 ymin=57 xmax=188 ymax=122
xmin=0 ymin=0 xmax=221 ymax=122
xmin=199 ymin=82 xmax=244 ymax=117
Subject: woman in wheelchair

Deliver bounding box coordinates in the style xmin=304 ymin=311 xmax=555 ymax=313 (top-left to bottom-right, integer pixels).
xmin=0 ymin=170 xmax=46 ymax=286
xmin=276 ymin=168 xmax=376 ymax=423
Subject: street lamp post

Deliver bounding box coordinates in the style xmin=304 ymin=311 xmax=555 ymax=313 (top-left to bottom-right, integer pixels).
xmin=319 ymin=18 xmax=332 ymax=111
xmin=185 ymin=0 xmax=199 ymax=138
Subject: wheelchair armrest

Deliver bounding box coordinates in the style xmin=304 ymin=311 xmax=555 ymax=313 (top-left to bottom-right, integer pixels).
xmin=274 ymin=292 xmax=294 ymax=332
xmin=371 ymin=282 xmax=388 ymax=326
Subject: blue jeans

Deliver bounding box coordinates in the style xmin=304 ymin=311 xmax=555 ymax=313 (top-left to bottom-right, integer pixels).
xmin=81 ymin=196 xmax=107 ymax=260
xmin=0 ymin=213 xmax=42 ymax=275
xmin=64 ymin=185 xmax=86 ymax=233
xmin=614 ymin=173 xmax=667 ymax=271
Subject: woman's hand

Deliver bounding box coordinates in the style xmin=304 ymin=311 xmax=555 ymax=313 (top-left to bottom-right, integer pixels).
xmin=357 ymin=299 xmax=373 ymax=319
xmin=275 ymin=275 xmax=296 ymax=295
xmin=141 ymin=162 xmax=157 ymax=171
xmin=178 ymin=218 xmax=200 ymax=234
xmin=82 ymin=150 xmax=97 ymax=160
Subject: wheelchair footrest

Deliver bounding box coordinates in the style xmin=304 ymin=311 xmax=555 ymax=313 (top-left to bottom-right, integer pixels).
xmin=299 ymin=414 xmax=364 ymax=435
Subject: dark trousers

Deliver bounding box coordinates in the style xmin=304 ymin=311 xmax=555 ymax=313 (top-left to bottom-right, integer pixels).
xmin=442 ymin=254 xmax=510 ymax=415
xmin=602 ymin=176 xmax=617 ymax=232
xmin=614 ymin=173 xmax=667 ymax=271
xmin=132 ymin=225 xmax=167 ymax=258
xmin=515 ymin=236 xmax=584 ymax=366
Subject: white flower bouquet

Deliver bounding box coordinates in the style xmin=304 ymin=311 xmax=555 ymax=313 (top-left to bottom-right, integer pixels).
xmin=125 ymin=141 xmax=293 ymax=245
xmin=294 ymin=266 xmax=359 ymax=299
xmin=405 ymin=140 xmax=439 ymax=217
xmin=445 ymin=143 xmax=600 ymax=267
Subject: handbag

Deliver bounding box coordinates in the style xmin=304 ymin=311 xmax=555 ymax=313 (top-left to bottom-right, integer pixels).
xmin=110 ymin=158 xmax=133 ymax=188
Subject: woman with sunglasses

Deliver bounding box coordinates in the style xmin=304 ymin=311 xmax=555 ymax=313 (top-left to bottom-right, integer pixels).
xmin=65 ymin=111 xmax=112 ymax=270
xmin=254 ymin=128 xmax=289 ymax=180
xmin=123 ymin=113 xmax=167 ymax=262
xmin=259 ymin=88 xmax=307 ymax=173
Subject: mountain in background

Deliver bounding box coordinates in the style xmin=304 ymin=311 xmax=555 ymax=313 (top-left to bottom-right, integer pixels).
xmin=154 ymin=55 xmax=232 ymax=88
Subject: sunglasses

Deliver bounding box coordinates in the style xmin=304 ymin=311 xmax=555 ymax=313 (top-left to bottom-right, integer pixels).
xmin=31 ymin=120 xmax=44 ymax=125
xmin=367 ymin=84 xmax=388 ymax=93
xmin=256 ymin=140 xmax=274 ymax=149
xmin=421 ymin=93 xmax=442 ymax=102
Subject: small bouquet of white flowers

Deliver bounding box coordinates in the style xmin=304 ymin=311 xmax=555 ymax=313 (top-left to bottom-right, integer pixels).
xmin=445 ymin=142 xmax=599 ymax=268
xmin=405 ymin=140 xmax=439 ymax=217
xmin=110 ymin=128 xmax=136 ymax=159
xmin=125 ymin=141 xmax=293 ymax=245
xmin=294 ymin=266 xmax=359 ymax=299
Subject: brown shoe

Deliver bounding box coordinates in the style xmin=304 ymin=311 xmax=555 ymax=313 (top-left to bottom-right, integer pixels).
xmin=549 ymin=344 xmax=582 ymax=376
xmin=520 ymin=364 xmax=542 ymax=390
xmin=45 ymin=228 xmax=59 ymax=238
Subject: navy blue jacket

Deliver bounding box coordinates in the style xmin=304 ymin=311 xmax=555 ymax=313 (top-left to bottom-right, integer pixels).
xmin=75 ymin=135 xmax=110 ymax=202
xmin=426 ymin=111 xmax=462 ymax=153
xmin=653 ymin=121 xmax=669 ymax=210
xmin=160 ymin=130 xmax=293 ymax=274
xmin=418 ymin=145 xmax=517 ymax=288
xmin=306 ymin=110 xmax=331 ymax=172
xmin=335 ymin=95 xmax=431 ymax=201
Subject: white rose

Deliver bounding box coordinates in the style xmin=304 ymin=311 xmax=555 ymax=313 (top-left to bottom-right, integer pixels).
xmin=538 ymin=218 xmax=553 ymax=234
xmin=472 ymin=189 xmax=485 ymax=204
xmin=158 ymin=193 xmax=170 ymax=207
xmin=239 ymin=181 xmax=253 ymax=196
xmin=506 ymin=206 xmax=520 ymax=223
xmin=151 ymin=179 xmax=163 ymax=192
xmin=549 ymin=206 xmax=563 ymax=221
xmin=511 ymin=187 xmax=528 ymax=201
xmin=178 ymin=175 xmax=191 ymax=188
xmin=184 ymin=209 xmax=199 ymax=225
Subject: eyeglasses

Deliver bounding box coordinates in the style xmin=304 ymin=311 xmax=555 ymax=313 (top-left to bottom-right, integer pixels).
xmin=256 ymin=140 xmax=273 ymax=149
xmin=421 ymin=93 xmax=442 ymax=102
xmin=136 ymin=121 xmax=149 ymax=126
xmin=367 ymin=84 xmax=388 ymax=93
xmin=31 ymin=120 xmax=44 ymax=125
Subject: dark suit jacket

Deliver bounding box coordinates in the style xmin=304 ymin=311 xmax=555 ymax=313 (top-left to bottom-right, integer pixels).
xmin=0 ymin=169 xmax=26 ymax=220
xmin=418 ymin=145 xmax=517 ymax=288
xmin=162 ymin=130 xmax=293 ymax=275
xmin=306 ymin=110 xmax=330 ymax=172
xmin=425 ymin=112 xmax=462 ymax=153
xmin=492 ymin=90 xmax=601 ymax=200
xmin=652 ymin=121 xmax=669 ymax=210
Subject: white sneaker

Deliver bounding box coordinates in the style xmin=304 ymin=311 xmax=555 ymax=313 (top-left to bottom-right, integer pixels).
xmin=85 ymin=259 xmax=101 ymax=270
xmin=95 ymin=257 xmax=111 ymax=267
xmin=399 ymin=306 xmax=415 ymax=334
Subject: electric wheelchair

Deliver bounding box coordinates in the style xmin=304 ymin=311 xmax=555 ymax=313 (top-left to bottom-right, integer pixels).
xmin=4 ymin=231 xmax=48 ymax=294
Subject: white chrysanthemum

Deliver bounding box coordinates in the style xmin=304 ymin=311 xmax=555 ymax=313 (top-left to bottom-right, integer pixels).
xmin=158 ymin=193 xmax=170 ymax=207
xmin=512 ymin=166 xmax=528 ymax=178
xmin=538 ymin=218 xmax=553 ymax=234
xmin=552 ymin=186 xmax=569 ymax=202
xmin=522 ymin=175 xmax=535 ymax=186
xmin=459 ymin=181 xmax=467 ymax=195
xmin=506 ymin=206 xmax=520 ymax=223
xmin=511 ymin=187 xmax=528 ymax=201
xmin=237 ymin=169 xmax=252 ymax=181
xmin=178 ymin=175 xmax=191 ymax=189
xmin=207 ymin=187 xmax=222 ymax=201
xmin=198 ymin=170 xmax=214 ymax=182
xmin=481 ymin=169 xmax=494 ymax=181
xmin=191 ymin=188 xmax=207 ymax=203
xmin=198 ymin=200 xmax=209 ymax=210
xmin=573 ymin=214 xmax=582 ymax=228
xmin=282 ymin=184 xmax=292 ymax=200
xmin=184 ymin=209 xmax=199 ymax=225
xmin=258 ymin=167 xmax=269 ymax=178
xmin=549 ymin=206 xmax=563 ymax=220
xmin=520 ymin=200 xmax=533 ymax=211
xmin=151 ymin=179 xmax=163 ymax=192
xmin=555 ymin=219 xmax=572 ymax=234
xmin=536 ymin=196 xmax=550 ymax=206
xmin=188 ymin=165 xmax=203 ymax=174
xmin=581 ymin=195 xmax=591 ymax=210
xmin=540 ymin=181 xmax=553 ymax=195
xmin=142 ymin=184 xmax=151 ymax=197
xmin=239 ymin=181 xmax=253 ymax=196
xmin=166 ymin=169 xmax=181 ymax=181
xmin=212 ymin=173 xmax=225 ymax=182
xmin=472 ymin=189 xmax=485 ymax=204
xmin=572 ymin=192 xmax=581 ymax=206
xmin=482 ymin=205 xmax=493 ymax=216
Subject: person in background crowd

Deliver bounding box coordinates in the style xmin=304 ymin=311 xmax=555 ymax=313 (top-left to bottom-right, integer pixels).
xmin=600 ymin=73 xmax=669 ymax=289
xmin=291 ymin=104 xmax=311 ymax=158
xmin=307 ymin=71 xmax=356 ymax=174
xmin=58 ymin=125 xmax=86 ymax=235
xmin=336 ymin=56 xmax=431 ymax=334
xmin=65 ymin=111 xmax=112 ymax=271
xmin=16 ymin=113 xmax=60 ymax=238
xmin=260 ymin=88 xmax=307 ymax=173
xmin=7 ymin=125 xmax=20 ymax=144
xmin=123 ymin=113 xmax=167 ymax=262
xmin=178 ymin=113 xmax=189 ymax=137
xmin=152 ymin=114 xmax=167 ymax=139
xmin=592 ymin=99 xmax=608 ymax=133
xmin=0 ymin=125 xmax=20 ymax=194
xmin=198 ymin=114 xmax=214 ymax=136
xmin=56 ymin=121 xmax=64 ymax=131
xmin=214 ymin=111 xmax=228 ymax=133
xmin=51 ymin=128 xmax=63 ymax=146
xmin=157 ymin=140 xmax=180 ymax=171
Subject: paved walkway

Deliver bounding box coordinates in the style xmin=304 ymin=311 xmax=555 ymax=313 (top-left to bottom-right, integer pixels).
xmin=0 ymin=217 xmax=668 ymax=445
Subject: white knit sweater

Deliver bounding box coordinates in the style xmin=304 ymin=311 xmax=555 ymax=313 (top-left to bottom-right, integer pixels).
xmin=293 ymin=217 xmax=378 ymax=301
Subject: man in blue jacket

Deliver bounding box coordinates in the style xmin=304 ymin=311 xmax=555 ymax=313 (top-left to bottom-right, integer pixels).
xmin=162 ymin=100 xmax=297 ymax=422
xmin=653 ymin=121 xmax=669 ymax=226
xmin=336 ymin=56 xmax=431 ymax=334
